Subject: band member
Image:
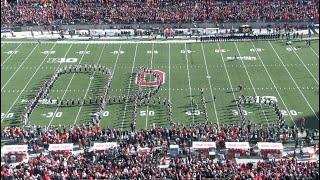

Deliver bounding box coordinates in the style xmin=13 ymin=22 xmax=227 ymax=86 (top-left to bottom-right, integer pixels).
xmin=238 ymin=84 xmax=243 ymax=92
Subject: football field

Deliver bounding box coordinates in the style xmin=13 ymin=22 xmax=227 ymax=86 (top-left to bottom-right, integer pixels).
xmin=1 ymin=40 xmax=319 ymax=130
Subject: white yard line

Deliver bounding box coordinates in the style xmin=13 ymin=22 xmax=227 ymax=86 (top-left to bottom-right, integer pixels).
xmin=217 ymin=43 xmax=237 ymax=100
xmin=234 ymin=42 xmax=269 ymax=125
xmin=1 ymin=44 xmax=39 ymax=91
xmin=73 ymin=44 xmax=110 ymax=124
xmin=145 ymin=43 xmax=155 ymax=129
xmin=250 ymin=41 xmax=296 ymax=125
xmin=200 ymin=43 xmax=220 ymax=128
xmin=121 ymin=44 xmax=139 ymax=130
xmin=289 ymin=45 xmax=318 ymax=85
xmin=1 ymin=43 xmax=58 ymax=122
xmin=184 ymin=43 xmax=195 ymax=124
xmin=1 ymin=43 xmax=22 ymax=67
xmin=309 ymin=46 xmax=319 ymax=58
xmin=47 ymin=44 xmax=90 ymax=128
xmin=168 ymin=44 xmax=171 ymax=101
xmin=268 ymin=41 xmax=319 ymax=121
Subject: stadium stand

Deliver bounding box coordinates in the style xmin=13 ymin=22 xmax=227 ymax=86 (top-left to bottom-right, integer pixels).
xmin=1 ymin=153 xmax=319 ymax=179
xmin=1 ymin=121 xmax=319 ymax=178
xmin=1 ymin=0 xmax=319 ymax=26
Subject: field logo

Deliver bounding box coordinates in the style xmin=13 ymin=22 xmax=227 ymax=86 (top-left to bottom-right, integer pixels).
xmin=41 ymin=51 xmax=56 ymax=54
xmin=261 ymin=96 xmax=278 ymax=103
xmin=227 ymin=56 xmax=256 ymax=61
xmin=215 ymin=49 xmax=228 ymax=53
xmin=250 ymin=48 xmax=263 ymax=52
xmin=76 ymin=51 xmax=90 ymax=54
xmin=136 ymin=69 xmax=166 ymax=87
xmin=181 ymin=50 xmax=193 ymax=54
xmin=111 ymin=50 xmax=124 ymax=54
xmin=47 ymin=58 xmax=78 ymax=63
xmin=286 ymin=47 xmax=299 ymax=52
xmin=147 ymin=50 xmax=158 ymax=54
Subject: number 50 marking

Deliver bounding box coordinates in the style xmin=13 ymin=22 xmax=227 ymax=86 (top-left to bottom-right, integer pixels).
xmin=140 ymin=110 xmax=155 ymax=116
xmin=232 ymin=110 xmax=247 ymax=116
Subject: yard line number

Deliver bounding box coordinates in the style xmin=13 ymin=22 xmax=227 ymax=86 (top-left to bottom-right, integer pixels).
xmin=1 ymin=113 xmax=14 ymax=119
xmin=140 ymin=110 xmax=155 ymax=116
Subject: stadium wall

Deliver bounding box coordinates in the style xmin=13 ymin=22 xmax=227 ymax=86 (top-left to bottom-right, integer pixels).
xmin=4 ymin=21 xmax=315 ymax=31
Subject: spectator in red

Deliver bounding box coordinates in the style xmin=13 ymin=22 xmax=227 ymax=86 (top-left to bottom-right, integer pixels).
xmin=300 ymin=117 xmax=306 ymax=127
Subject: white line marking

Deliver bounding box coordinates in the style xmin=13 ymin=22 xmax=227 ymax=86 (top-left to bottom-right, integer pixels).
xmin=289 ymin=45 xmax=318 ymax=85
xmin=269 ymin=41 xmax=319 ymax=121
xmin=201 ymin=43 xmax=219 ymax=128
xmin=1 ymin=44 xmax=39 ymax=91
xmin=184 ymin=43 xmax=195 ymax=123
xmin=234 ymin=42 xmax=269 ymax=125
xmin=250 ymin=41 xmax=295 ymax=124
xmin=1 ymin=43 xmax=58 ymax=122
xmin=146 ymin=43 xmax=155 ymax=129
xmin=168 ymin=44 xmax=171 ymax=101
xmin=309 ymin=46 xmax=319 ymax=58
xmin=217 ymin=43 xmax=237 ymax=100
xmin=47 ymin=44 xmax=90 ymax=128
xmin=73 ymin=44 xmax=110 ymax=124
xmin=1 ymin=43 xmax=22 ymax=67
xmin=121 ymin=44 xmax=139 ymax=130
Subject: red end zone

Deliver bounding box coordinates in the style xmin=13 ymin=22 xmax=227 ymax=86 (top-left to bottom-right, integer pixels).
xmin=135 ymin=70 xmax=166 ymax=87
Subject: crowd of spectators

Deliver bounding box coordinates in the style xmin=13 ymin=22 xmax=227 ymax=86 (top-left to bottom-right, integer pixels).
xmin=1 ymin=117 xmax=319 ymax=179
xmin=1 ymin=0 xmax=319 ymax=26
xmin=1 ymin=120 xmax=318 ymax=153
xmin=1 ymin=149 xmax=319 ymax=179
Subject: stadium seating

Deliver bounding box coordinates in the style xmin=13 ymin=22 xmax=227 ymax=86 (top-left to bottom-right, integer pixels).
xmin=1 ymin=0 xmax=319 ymax=26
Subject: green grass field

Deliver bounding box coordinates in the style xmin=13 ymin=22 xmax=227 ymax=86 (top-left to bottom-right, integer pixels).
xmin=1 ymin=40 xmax=319 ymax=130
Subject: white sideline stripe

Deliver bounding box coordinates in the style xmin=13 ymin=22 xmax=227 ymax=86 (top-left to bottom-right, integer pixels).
xmin=145 ymin=43 xmax=155 ymax=129
xmin=73 ymin=44 xmax=109 ymax=124
xmin=309 ymin=46 xmax=319 ymax=58
xmin=1 ymin=43 xmax=57 ymax=122
xmin=201 ymin=43 xmax=219 ymax=128
xmin=250 ymin=41 xmax=295 ymax=125
xmin=289 ymin=45 xmax=319 ymax=85
xmin=1 ymin=37 xmax=318 ymax=44
xmin=1 ymin=44 xmax=39 ymax=91
xmin=234 ymin=42 xmax=269 ymax=125
xmin=268 ymin=41 xmax=319 ymax=121
xmin=121 ymin=44 xmax=138 ymax=130
xmin=184 ymin=43 xmax=195 ymax=124
xmin=1 ymin=43 xmax=22 ymax=67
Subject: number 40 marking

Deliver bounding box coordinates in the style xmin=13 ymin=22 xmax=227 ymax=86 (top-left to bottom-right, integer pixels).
xmin=280 ymin=110 xmax=298 ymax=116
xmin=1 ymin=113 xmax=14 ymax=119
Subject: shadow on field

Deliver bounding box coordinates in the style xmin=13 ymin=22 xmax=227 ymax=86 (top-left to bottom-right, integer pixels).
xmin=303 ymin=112 xmax=320 ymax=130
